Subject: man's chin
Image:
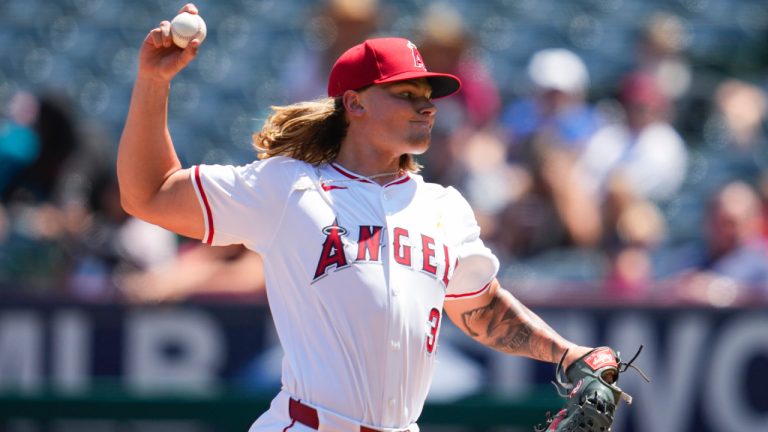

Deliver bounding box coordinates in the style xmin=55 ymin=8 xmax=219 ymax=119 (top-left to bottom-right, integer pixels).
xmin=407 ymin=137 xmax=431 ymax=155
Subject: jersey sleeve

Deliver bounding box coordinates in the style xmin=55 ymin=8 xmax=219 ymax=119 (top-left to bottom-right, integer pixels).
xmin=442 ymin=187 xmax=500 ymax=301
xmin=190 ymin=156 xmax=301 ymax=252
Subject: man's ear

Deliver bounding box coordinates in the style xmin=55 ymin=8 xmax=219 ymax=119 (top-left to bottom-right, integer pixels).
xmin=342 ymin=90 xmax=365 ymax=116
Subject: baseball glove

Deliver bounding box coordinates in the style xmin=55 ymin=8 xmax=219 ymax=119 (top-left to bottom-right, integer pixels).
xmin=534 ymin=345 xmax=650 ymax=432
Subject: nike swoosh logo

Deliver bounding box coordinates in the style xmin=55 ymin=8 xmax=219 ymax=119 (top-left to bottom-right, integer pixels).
xmin=321 ymin=183 xmax=349 ymax=192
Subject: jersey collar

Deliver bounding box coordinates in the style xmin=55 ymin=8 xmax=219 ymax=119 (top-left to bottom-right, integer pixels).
xmin=329 ymin=162 xmax=411 ymax=188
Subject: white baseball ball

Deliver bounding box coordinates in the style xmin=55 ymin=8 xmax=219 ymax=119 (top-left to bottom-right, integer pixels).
xmin=170 ymin=12 xmax=207 ymax=49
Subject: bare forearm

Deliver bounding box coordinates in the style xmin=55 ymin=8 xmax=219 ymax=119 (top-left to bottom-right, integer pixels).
xmin=117 ymin=78 xmax=181 ymax=211
xmin=458 ymin=288 xmax=576 ymax=363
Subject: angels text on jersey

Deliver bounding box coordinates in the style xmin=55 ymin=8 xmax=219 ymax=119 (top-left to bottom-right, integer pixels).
xmin=313 ymin=219 xmax=456 ymax=287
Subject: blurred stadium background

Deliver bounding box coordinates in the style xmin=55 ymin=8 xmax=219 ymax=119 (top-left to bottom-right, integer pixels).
xmin=1 ymin=0 xmax=768 ymax=431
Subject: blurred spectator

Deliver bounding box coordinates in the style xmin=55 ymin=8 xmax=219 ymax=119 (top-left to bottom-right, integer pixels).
xmin=494 ymin=129 xmax=603 ymax=259
xmin=118 ymin=244 xmax=266 ymax=303
xmin=0 ymin=91 xmax=86 ymax=291
xmin=64 ymin=172 xmax=177 ymax=300
xmin=577 ymin=72 xmax=686 ymax=296
xmin=501 ymin=48 xmax=603 ymax=158
xmin=579 ymin=72 xmax=688 ymax=206
xmin=701 ymin=79 xmax=768 ymax=182
xmin=0 ymin=91 xmax=40 ymax=197
xmin=493 ymin=49 xmax=604 ymax=258
xmin=0 ymin=90 xmax=171 ymax=298
xmin=446 ymin=127 xmax=525 ymax=244
xmin=713 ymin=80 xmax=767 ymax=152
xmin=604 ymin=199 xmax=666 ymax=300
xmin=281 ymin=0 xmax=385 ymax=102
xmin=634 ymin=12 xmax=692 ymax=103
xmin=3 ymin=91 xmax=80 ymax=204
xmin=669 ymin=181 xmax=768 ymax=305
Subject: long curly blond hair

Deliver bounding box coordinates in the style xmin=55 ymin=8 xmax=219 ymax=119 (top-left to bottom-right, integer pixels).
xmin=253 ymin=97 xmax=419 ymax=171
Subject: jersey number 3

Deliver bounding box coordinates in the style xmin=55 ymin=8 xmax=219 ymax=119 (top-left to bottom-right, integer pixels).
xmin=426 ymin=307 xmax=441 ymax=354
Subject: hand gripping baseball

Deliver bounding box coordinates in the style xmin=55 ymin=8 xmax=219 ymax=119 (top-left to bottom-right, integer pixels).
xmin=138 ymin=3 xmax=202 ymax=83
xmin=535 ymin=346 xmax=650 ymax=432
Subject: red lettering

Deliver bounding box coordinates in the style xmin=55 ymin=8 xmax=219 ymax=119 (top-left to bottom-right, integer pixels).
xmin=393 ymin=228 xmax=411 ymax=266
xmin=442 ymin=244 xmax=452 ymax=286
xmin=356 ymin=226 xmax=383 ymax=261
xmin=313 ymin=222 xmax=348 ymax=280
xmin=421 ymin=235 xmax=437 ymax=275
xmin=426 ymin=307 xmax=441 ymax=354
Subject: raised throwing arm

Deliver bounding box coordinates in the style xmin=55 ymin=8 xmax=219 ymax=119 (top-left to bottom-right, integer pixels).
xmin=117 ymin=3 xmax=204 ymax=239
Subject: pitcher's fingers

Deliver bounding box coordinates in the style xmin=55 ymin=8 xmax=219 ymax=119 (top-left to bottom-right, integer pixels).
xmin=159 ymin=21 xmax=173 ymax=48
xmin=178 ymin=3 xmax=198 ymax=15
xmin=149 ymin=27 xmax=165 ymax=48
xmin=177 ymin=39 xmax=200 ymax=68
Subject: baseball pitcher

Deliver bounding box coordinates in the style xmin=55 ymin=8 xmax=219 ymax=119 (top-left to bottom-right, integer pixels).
xmin=117 ymin=4 xmax=644 ymax=431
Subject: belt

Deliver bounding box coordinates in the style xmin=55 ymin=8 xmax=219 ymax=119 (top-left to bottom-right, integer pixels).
xmin=288 ymin=398 xmax=409 ymax=432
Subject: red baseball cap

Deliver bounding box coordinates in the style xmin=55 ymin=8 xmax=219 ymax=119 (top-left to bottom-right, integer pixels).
xmin=327 ymin=37 xmax=462 ymax=99
xmin=620 ymin=72 xmax=668 ymax=110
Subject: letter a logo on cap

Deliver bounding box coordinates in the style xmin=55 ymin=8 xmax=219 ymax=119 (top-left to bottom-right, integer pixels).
xmin=407 ymin=41 xmax=426 ymax=71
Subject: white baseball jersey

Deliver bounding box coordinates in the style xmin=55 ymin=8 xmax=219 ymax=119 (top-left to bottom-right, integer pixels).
xmin=190 ymin=156 xmax=499 ymax=430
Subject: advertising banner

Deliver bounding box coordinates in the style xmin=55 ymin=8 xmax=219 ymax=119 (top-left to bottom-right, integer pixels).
xmin=0 ymin=299 xmax=766 ymax=432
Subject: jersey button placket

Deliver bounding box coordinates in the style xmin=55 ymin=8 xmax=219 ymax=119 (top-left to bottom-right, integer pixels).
xmin=381 ymin=189 xmax=398 ymax=299
xmin=381 ymin=189 xmax=394 ymax=214
xmin=383 ymin=211 xmax=404 ymax=425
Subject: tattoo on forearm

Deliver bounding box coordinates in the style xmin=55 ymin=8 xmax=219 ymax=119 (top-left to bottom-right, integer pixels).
xmin=498 ymin=320 xmax=533 ymax=350
xmin=459 ymin=291 xmax=565 ymax=361
xmin=460 ymin=297 xmax=533 ymax=352
xmin=460 ymin=296 xmax=500 ymax=337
